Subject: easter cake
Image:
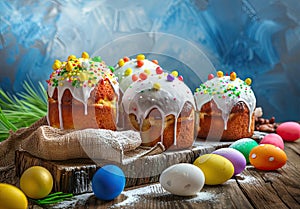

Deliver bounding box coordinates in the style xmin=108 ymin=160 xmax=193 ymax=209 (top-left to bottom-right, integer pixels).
xmin=194 ymin=71 xmax=256 ymax=141
xmin=116 ymin=55 xmax=196 ymax=150
xmin=47 ymin=52 xmax=119 ymax=130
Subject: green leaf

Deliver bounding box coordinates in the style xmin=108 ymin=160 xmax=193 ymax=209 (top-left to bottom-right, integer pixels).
xmin=0 ymin=78 xmax=48 ymax=141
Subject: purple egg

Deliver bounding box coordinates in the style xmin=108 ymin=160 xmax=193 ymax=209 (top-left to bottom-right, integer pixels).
xmin=212 ymin=148 xmax=246 ymax=176
xmin=260 ymin=133 xmax=284 ymax=150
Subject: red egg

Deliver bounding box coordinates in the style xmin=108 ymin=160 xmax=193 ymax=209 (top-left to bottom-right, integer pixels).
xmin=260 ymin=133 xmax=284 ymax=150
xmin=249 ymin=144 xmax=287 ymax=171
xmin=276 ymin=122 xmax=300 ymax=142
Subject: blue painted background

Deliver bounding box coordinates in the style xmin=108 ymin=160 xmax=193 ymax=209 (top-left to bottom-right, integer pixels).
xmin=0 ymin=0 xmax=299 ymax=121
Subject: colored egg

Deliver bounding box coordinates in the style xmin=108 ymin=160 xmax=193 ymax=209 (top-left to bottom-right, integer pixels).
xmin=229 ymin=138 xmax=258 ymax=163
xmin=20 ymin=166 xmax=53 ymax=199
xmin=193 ymin=154 xmax=234 ymax=185
xmin=0 ymin=183 xmax=28 ymax=209
xmin=159 ymin=163 xmax=205 ymax=196
xmin=92 ymin=164 xmax=126 ymax=201
xmin=249 ymin=144 xmax=287 ymax=170
xmin=212 ymin=148 xmax=246 ymax=176
xmin=276 ymin=122 xmax=300 ymax=142
xmin=260 ymin=133 xmax=284 ymax=149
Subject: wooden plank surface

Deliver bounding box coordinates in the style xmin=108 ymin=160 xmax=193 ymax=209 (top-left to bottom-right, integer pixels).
xmin=25 ymin=139 xmax=299 ymax=209
xmin=15 ymin=140 xmax=232 ymax=194
xmin=1 ymin=136 xmax=298 ymax=208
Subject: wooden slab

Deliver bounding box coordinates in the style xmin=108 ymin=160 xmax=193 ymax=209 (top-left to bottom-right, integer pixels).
xmin=15 ymin=140 xmax=232 ymax=195
xmin=24 ymin=140 xmax=300 ymax=209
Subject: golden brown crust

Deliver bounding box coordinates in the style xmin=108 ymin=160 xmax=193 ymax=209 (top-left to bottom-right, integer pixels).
xmin=197 ymin=100 xmax=254 ymax=141
xmin=48 ymin=80 xmax=118 ymax=130
xmin=128 ymin=102 xmax=195 ymax=150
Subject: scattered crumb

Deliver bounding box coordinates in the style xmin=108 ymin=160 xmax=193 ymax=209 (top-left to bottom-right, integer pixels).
xmin=236 ymin=173 xmax=256 ymax=184
xmin=50 ymin=193 xmax=93 ymax=209
xmin=186 ymin=192 xmax=217 ymax=202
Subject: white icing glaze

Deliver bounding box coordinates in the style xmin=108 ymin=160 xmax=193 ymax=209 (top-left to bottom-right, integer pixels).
xmin=194 ymin=76 xmax=256 ymax=131
xmin=47 ymin=57 xmax=119 ymax=129
xmin=115 ymin=59 xmax=160 ymax=93
xmin=122 ymin=73 xmax=195 ymax=145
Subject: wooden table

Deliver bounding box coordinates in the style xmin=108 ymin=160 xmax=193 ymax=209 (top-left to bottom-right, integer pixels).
xmin=1 ymin=139 xmax=299 ymax=209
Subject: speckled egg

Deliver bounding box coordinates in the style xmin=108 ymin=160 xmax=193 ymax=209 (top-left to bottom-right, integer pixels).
xmin=159 ymin=163 xmax=205 ymax=196
xmin=260 ymin=133 xmax=284 ymax=149
xmin=92 ymin=165 xmax=126 ymax=201
xmin=193 ymin=154 xmax=234 ymax=185
xmin=276 ymin=122 xmax=300 ymax=142
xmin=0 ymin=183 xmax=28 ymax=209
xmin=229 ymin=138 xmax=258 ymax=163
xmin=212 ymin=148 xmax=246 ymax=176
xmin=249 ymin=144 xmax=287 ymax=170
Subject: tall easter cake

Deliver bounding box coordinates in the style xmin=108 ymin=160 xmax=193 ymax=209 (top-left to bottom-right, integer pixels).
xmin=47 ymin=52 xmax=119 ymax=130
xmin=116 ymin=55 xmax=196 ymax=150
xmin=194 ymin=71 xmax=256 ymax=140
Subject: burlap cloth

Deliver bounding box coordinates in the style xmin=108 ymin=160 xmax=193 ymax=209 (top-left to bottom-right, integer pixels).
xmin=0 ymin=116 xmax=165 ymax=171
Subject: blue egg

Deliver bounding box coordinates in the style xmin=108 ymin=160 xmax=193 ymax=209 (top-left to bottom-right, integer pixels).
xmin=92 ymin=164 xmax=126 ymax=201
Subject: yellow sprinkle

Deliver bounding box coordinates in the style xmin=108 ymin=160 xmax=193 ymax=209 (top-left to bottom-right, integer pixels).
xmin=52 ymin=61 xmax=61 ymax=70
xmin=68 ymin=55 xmax=76 ymax=61
xmin=171 ymin=70 xmax=178 ymax=77
xmin=118 ymin=59 xmax=125 ymax=67
xmin=144 ymin=69 xmax=151 ymax=75
xmin=78 ymin=72 xmax=88 ymax=81
xmin=136 ymin=54 xmax=145 ymax=61
xmin=230 ymin=72 xmax=237 ymax=81
xmin=81 ymin=51 xmax=89 ymax=59
xmin=66 ymin=61 xmax=73 ymax=71
xmin=245 ymin=78 xmax=252 ymax=85
xmin=124 ymin=68 xmax=132 ymax=76
xmin=153 ymin=82 xmax=161 ymax=90
xmin=59 ymin=82 xmax=63 ymax=86
xmin=217 ymin=71 xmax=223 ymax=77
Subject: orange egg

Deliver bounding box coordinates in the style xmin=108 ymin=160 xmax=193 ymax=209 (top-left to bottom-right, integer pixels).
xmin=249 ymin=144 xmax=287 ymax=170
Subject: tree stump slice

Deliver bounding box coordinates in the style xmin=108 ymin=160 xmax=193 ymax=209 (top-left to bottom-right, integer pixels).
xmin=15 ymin=140 xmax=232 ymax=195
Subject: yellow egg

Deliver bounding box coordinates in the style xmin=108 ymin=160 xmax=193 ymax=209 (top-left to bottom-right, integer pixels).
xmin=20 ymin=166 xmax=53 ymax=199
xmin=0 ymin=183 xmax=28 ymax=209
xmin=193 ymin=154 xmax=234 ymax=185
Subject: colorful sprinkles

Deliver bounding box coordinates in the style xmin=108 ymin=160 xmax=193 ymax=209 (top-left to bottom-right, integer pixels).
xmin=47 ymin=52 xmax=116 ymax=88
xmin=195 ymin=71 xmax=253 ymax=99
xmin=116 ymin=54 xmax=185 ymax=86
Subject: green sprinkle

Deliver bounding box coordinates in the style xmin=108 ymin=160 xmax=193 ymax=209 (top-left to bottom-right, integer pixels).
xmin=92 ymin=56 xmax=102 ymax=62
xmin=108 ymin=66 xmax=115 ymax=72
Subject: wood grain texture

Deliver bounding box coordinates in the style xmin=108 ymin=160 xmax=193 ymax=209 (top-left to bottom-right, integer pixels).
xmin=16 ymin=140 xmax=232 ymax=195
xmin=11 ymin=138 xmax=300 ymax=208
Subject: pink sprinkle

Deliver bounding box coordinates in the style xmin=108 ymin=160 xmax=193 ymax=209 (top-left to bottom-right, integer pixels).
xmin=156 ymin=67 xmax=163 ymax=74
xmin=208 ymin=74 xmax=214 ymax=80
xmin=173 ymin=98 xmax=176 ymax=101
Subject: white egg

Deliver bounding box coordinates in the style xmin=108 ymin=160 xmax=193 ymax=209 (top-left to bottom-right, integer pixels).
xmin=159 ymin=163 xmax=205 ymax=196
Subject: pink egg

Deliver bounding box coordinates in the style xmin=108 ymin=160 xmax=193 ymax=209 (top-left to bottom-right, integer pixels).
xmin=260 ymin=133 xmax=284 ymax=150
xmin=276 ymin=122 xmax=300 ymax=142
xmin=212 ymin=148 xmax=246 ymax=176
